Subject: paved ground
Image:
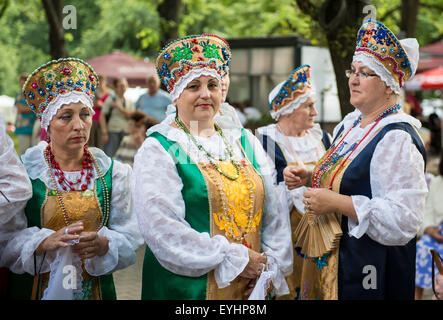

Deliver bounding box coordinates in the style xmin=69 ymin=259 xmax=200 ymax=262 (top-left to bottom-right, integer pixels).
xmin=113 ymin=244 xmax=145 ymax=300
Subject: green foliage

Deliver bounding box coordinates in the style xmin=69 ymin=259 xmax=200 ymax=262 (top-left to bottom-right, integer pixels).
xmin=0 ymin=0 xmax=442 ymax=97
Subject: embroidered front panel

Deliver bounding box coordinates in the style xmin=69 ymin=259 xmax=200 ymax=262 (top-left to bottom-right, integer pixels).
xmin=39 ymin=189 xmax=104 ymax=300
xmin=199 ymin=160 xmax=264 ymax=300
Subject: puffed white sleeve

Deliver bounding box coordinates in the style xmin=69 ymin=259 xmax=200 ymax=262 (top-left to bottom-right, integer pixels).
xmin=245 ymin=129 xmax=292 ymax=297
xmin=348 ymin=130 xmax=428 ymax=245
xmin=84 ymin=160 xmax=144 ymax=276
xmin=0 ymin=121 xmax=33 ymax=259
xmin=132 ymin=137 xmax=250 ymax=289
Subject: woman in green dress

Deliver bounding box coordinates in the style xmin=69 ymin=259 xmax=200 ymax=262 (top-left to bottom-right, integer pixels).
xmin=1 ymin=58 xmax=143 ymax=300
xmin=133 ymin=34 xmax=293 ymax=300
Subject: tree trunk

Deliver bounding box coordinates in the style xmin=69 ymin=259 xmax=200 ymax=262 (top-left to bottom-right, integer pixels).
xmin=400 ymin=0 xmax=419 ymax=38
xmin=42 ymin=0 xmax=68 ymax=59
xmin=296 ymin=0 xmax=370 ymax=118
xmin=157 ymin=0 xmax=182 ymax=47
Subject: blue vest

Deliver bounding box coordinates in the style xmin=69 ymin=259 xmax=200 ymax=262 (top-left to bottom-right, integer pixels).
xmin=259 ymin=129 xmax=331 ymax=183
xmin=336 ymin=122 xmax=426 ymax=300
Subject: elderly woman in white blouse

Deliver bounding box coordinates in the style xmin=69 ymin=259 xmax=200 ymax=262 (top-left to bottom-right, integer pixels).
xmin=132 ymin=34 xmax=292 ymax=300
xmin=283 ymin=20 xmax=427 ymax=300
xmin=0 ymin=58 xmax=143 ymax=300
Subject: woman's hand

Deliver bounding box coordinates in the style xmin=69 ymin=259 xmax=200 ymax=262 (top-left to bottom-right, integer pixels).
xmin=35 ymin=221 xmax=83 ymax=255
xmin=239 ymin=249 xmax=267 ymax=279
xmin=303 ymin=188 xmax=338 ymax=215
xmin=425 ymin=227 xmax=443 ymax=243
xmin=72 ymin=231 xmax=109 ymax=259
xmin=283 ymin=165 xmax=311 ymax=190
xmin=303 ymin=188 xmax=358 ymax=222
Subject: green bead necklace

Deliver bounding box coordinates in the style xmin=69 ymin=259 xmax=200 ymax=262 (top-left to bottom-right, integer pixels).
xmin=174 ymin=116 xmax=240 ymax=181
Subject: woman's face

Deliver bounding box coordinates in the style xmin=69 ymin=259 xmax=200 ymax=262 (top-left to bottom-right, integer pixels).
xmin=174 ymin=75 xmax=222 ymax=123
xmin=115 ymin=79 xmax=128 ymax=96
xmin=349 ymin=61 xmax=392 ymax=111
xmin=286 ymin=95 xmax=318 ymax=131
xmin=48 ymin=102 xmax=92 ymax=152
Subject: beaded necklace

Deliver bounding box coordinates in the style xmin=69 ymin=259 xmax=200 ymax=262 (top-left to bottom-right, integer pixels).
xmin=46 ymin=144 xmax=93 ymax=191
xmin=312 ymin=104 xmax=400 ymax=189
xmin=174 ymin=116 xmax=240 ymax=180
xmin=44 ymin=146 xmax=110 ymax=230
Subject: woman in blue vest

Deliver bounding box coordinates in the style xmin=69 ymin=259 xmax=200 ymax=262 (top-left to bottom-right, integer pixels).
xmin=283 ymin=20 xmax=427 ymax=299
xmin=1 ymin=58 xmax=143 ymax=299
xmin=257 ymin=65 xmax=331 ymax=299
xmin=132 ymin=34 xmax=293 ymax=300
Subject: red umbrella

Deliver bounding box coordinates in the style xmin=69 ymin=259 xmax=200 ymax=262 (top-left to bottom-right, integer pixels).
xmin=86 ymin=51 xmax=156 ymax=87
xmin=405 ymin=67 xmax=443 ymax=91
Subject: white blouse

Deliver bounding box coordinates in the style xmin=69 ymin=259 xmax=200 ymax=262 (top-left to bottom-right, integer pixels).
xmin=0 ymin=113 xmax=33 ymax=259
xmin=132 ymin=114 xmax=293 ymax=296
xmin=0 ymin=141 xmax=144 ymax=277
xmin=256 ymin=123 xmax=327 ymax=216
xmin=421 ymin=175 xmax=443 ymax=234
xmin=332 ymin=110 xmax=428 ymax=246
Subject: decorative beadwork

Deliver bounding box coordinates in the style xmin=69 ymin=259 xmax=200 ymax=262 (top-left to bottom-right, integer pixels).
xmin=312 ymin=104 xmax=401 ymax=189
xmin=174 ymin=116 xmax=240 ymax=181
xmin=156 ymin=34 xmax=231 ymax=94
xmin=23 ymin=58 xmax=99 ymax=121
xmin=355 ymin=20 xmax=412 ymax=88
xmin=270 ymin=64 xmax=312 ymax=114
xmin=44 ymin=146 xmax=110 ymax=230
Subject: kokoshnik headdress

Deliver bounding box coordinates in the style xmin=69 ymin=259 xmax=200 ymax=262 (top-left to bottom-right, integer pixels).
xmin=156 ymin=34 xmax=231 ymax=102
xmin=269 ymin=64 xmax=315 ymax=121
xmin=23 ymin=58 xmax=99 ymax=130
xmin=353 ymin=19 xmax=419 ymax=94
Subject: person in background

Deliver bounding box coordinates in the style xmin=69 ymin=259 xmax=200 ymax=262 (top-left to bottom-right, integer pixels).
xmin=135 ymin=74 xmax=171 ymax=122
xmin=14 ymin=73 xmax=37 ymax=155
xmin=257 ymin=65 xmax=331 ymax=299
xmin=89 ymin=75 xmax=111 ymax=149
xmin=114 ymin=111 xmax=158 ymax=167
xmin=415 ymin=151 xmax=443 ymax=299
xmin=101 ymin=78 xmax=134 ymax=157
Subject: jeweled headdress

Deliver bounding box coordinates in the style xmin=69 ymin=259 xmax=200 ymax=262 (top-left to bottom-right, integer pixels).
xmin=156 ymin=34 xmax=231 ymax=101
xmin=353 ymin=19 xmax=419 ymax=94
xmin=23 ymin=57 xmax=98 ymax=130
xmin=269 ymin=64 xmax=314 ymax=120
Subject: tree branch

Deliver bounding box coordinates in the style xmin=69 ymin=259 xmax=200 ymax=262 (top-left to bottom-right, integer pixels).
xmin=0 ymin=0 xmax=10 ymax=21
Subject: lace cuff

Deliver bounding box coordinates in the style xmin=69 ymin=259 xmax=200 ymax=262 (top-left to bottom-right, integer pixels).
xmin=83 ymin=227 xmax=120 ymax=276
xmin=214 ymin=239 xmax=249 ymax=289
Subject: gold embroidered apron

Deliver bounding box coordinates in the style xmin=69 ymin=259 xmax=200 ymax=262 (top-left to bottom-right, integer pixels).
xmin=36 ymin=189 xmax=104 ymax=300
xmin=198 ymin=160 xmax=265 ymax=300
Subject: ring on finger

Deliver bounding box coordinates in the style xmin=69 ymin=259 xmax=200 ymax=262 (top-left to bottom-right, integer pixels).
xmin=65 ymin=227 xmax=69 ymax=235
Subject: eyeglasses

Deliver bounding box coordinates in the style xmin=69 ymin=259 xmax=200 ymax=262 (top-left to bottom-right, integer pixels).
xmin=345 ymin=69 xmax=379 ymax=79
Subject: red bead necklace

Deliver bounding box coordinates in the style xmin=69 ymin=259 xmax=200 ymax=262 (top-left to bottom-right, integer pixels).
xmin=45 ymin=144 xmax=94 ymax=191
